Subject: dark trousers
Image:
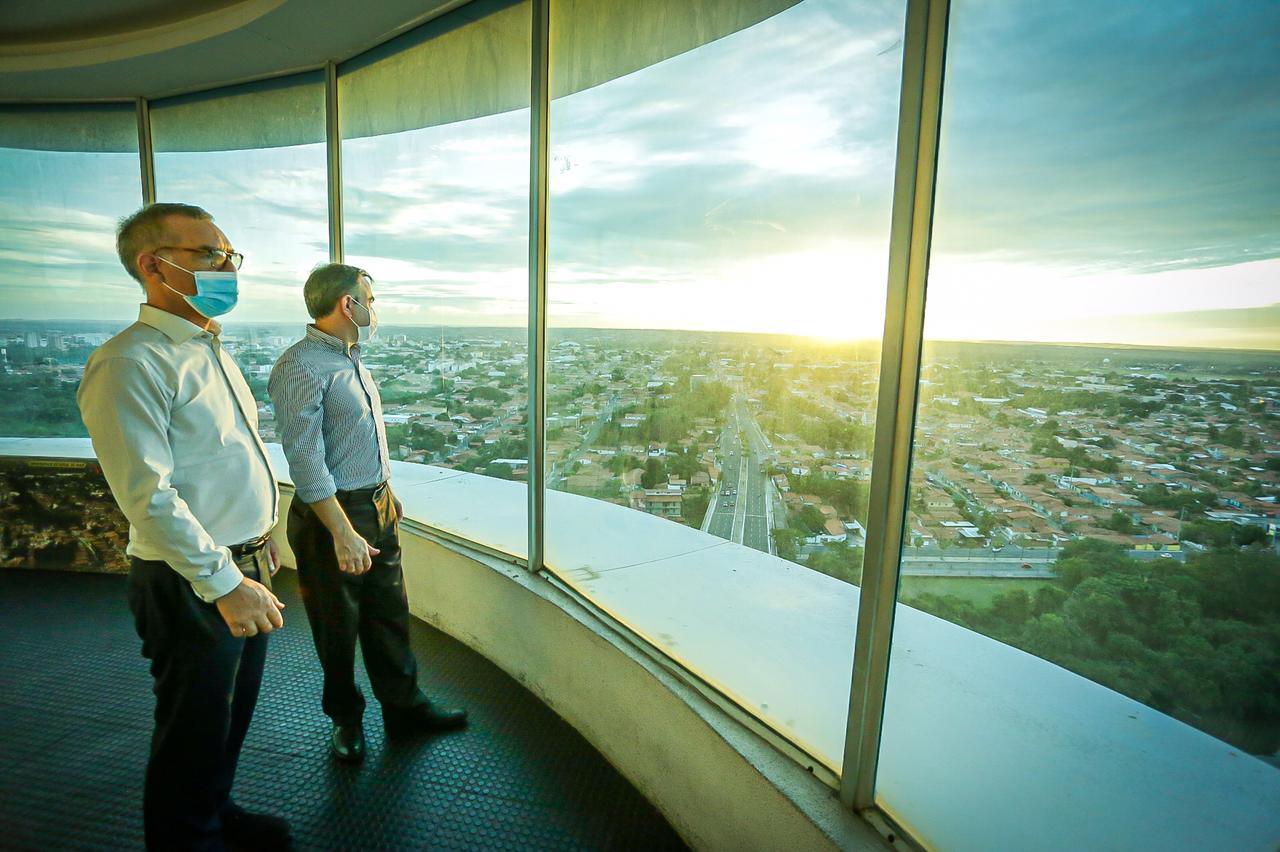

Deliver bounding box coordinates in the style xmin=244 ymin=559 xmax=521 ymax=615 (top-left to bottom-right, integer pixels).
xmin=287 ymin=482 xmax=425 ymax=725
xmin=128 ymin=547 xmax=272 ymax=852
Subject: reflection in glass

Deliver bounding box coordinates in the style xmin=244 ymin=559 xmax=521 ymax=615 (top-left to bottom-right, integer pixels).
xmin=342 ymin=110 xmax=530 ymax=482
xmin=339 ymin=1 xmax=531 ymax=492
xmin=0 ymin=104 xmax=142 ymax=437
xmin=151 ymin=74 xmax=330 ymax=439
xmin=877 ymin=1 xmax=1280 ymax=848
xmin=545 ymin=0 xmax=905 ymax=772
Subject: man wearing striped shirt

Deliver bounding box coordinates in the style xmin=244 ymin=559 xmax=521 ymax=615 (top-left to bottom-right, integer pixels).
xmin=269 ymin=263 xmax=466 ymax=765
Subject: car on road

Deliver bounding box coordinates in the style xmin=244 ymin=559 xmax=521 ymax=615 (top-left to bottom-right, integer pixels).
xmin=1021 ymin=562 xmax=1033 ymax=570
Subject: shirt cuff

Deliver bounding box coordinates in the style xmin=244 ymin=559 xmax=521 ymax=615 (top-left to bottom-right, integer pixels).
xmin=294 ymin=478 xmax=337 ymax=504
xmin=191 ymin=554 xmax=246 ymax=603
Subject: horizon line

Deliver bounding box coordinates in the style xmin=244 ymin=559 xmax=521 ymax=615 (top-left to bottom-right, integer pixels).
xmin=2 ymin=318 xmax=1278 ymax=355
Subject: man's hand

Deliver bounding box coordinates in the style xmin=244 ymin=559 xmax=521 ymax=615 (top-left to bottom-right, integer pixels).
xmin=216 ymin=577 xmax=286 ymax=638
xmin=394 ymin=496 xmax=404 ymax=523
xmin=306 ymin=495 xmax=379 ymax=574
xmin=267 ymin=538 xmax=282 ymax=577
xmin=334 ymin=526 xmax=380 ymax=575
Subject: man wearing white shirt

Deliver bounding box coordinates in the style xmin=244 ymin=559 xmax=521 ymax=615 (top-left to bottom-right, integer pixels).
xmin=77 ymin=203 xmax=292 ymax=851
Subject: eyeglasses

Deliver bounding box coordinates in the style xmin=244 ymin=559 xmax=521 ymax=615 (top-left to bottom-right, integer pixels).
xmin=153 ymin=245 xmax=245 ymax=270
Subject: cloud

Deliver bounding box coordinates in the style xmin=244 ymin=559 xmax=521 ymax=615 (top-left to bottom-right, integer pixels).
xmin=1040 ymin=303 xmax=1280 ymax=352
xmin=930 ymin=0 xmax=1280 ymax=272
xmin=2 ymin=0 xmax=1276 ymax=350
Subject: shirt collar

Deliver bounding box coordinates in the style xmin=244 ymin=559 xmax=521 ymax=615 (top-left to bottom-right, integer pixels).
xmin=138 ymin=303 xmax=220 ymax=343
xmin=306 ymin=324 xmax=358 ymax=356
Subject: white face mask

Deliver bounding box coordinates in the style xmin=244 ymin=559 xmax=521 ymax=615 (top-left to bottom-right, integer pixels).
xmin=350 ymin=296 xmax=377 ymax=343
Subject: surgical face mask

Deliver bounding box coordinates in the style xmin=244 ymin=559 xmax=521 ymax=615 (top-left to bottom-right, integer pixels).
xmin=154 ymin=255 xmax=239 ymax=318
xmin=350 ymin=296 xmax=377 ymax=343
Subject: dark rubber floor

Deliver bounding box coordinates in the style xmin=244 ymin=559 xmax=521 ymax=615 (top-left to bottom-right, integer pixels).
xmin=0 ymin=568 xmax=688 ymax=851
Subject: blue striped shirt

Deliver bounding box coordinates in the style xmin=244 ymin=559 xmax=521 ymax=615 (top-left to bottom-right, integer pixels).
xmin=268 ymin=325 xmax=391 ymax=503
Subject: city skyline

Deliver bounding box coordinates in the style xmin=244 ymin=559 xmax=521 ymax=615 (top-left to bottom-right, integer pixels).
xmin=6 ymin=312 xmax=1280 ymax=355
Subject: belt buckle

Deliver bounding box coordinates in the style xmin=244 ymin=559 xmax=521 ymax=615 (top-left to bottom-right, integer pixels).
xmin=232 ymin=532 xmax=271 ymax=558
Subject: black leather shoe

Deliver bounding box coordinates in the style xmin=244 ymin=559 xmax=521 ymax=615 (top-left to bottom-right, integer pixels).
xmin=383 ymin=700 xmax=468 ymax=737
xmin=221 ymin=802 xmax=292 ymax=850
xmin=331 ymin=722 xmax=366 ymax=764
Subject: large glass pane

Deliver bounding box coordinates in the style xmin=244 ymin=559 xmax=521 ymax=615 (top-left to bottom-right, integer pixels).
xmin=0 ymin=104 xmax=142 ymax=437
xmin=546 ymin=0 xmax=904 ymax=774
xmin=339 ymin=0 xmax=531 ymax=558
xmin=151 ymin=72 xmax=329 ymax=442
xmin=877 ymin=2 xmax=1280 ymax=848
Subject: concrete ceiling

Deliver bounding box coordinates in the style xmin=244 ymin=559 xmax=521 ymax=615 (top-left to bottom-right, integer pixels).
xmin=0 ymin=0 xmax=467 ymax=101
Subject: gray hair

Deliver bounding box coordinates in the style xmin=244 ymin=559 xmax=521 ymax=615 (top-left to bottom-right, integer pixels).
xmin=117 ymin=202 xmax=213 ymax=286
xmin=304 ymin=263 xmax=371 ymax=319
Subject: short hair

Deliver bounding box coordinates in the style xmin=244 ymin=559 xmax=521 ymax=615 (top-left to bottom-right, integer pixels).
xmin=304 ymin=263 xmax=372 ymax=319
xmin=116 ymin=202 xmax=213 ymax=285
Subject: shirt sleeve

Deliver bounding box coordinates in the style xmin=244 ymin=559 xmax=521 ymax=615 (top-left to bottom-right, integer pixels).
xmin=268 ymin=354 xmax=337 ymax=504
xmin=77 ymin=355 xmax=244 ymax=603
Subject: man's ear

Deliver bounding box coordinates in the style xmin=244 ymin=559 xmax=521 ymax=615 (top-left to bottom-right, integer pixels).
xmin=137 ymin=253 xmax=159 ymax=279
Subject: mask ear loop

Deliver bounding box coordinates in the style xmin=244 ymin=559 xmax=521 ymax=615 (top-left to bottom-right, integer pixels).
xmin=147 ymin=255 xmax=217 ymax=331
xmin=348 ymin=295 xmax=371 ymax=326
xmin=150 ymin=254 xmax=193 ymax=299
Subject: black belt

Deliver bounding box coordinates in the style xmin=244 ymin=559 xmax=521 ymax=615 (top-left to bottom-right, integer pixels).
xmin=335 ymin=481 xmax=389 ymax=501
xmin=228 ymin=531 xmax=273 ymax=559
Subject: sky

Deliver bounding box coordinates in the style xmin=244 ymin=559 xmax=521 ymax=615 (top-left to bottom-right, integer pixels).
xmin=1 ymin=0 xmax=1278 ymax=350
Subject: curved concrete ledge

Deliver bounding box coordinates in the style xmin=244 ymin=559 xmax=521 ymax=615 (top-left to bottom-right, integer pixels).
xmin=3 ymin=437 xmax=1278 ymax=851
xmin=356 ymin=497 xmax=886 ymax=851
xmin=0 ymin=0 xmax=286 ymax=72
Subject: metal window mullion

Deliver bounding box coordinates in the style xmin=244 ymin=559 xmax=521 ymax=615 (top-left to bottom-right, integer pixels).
xmin=527 ymin=0 xmax=550 ymax=573
xmin=840 ymin=0 xmax=950 ymax=812
xmin=136 ymin=97 xmax=155 ymax=206
xmin=325 ymin=60 xmax=344 ymax=263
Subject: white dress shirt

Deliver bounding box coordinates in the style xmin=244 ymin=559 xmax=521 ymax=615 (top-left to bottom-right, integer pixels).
xmin=77 ymin=304 xmax=279 ymax=602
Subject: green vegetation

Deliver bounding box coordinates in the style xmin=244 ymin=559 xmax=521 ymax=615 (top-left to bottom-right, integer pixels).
xmin=1182 ymin=519 xmax=1267 ymax=548
xmin=1100 ymin=511 xmax=1140 ymax=534
xmin=900 ymin=576 xmax=1053 ymax=608
xmin=905 ymin=538 xmax=1280 ymax=754
xmin=385 ymin=422 xmax=448 ymax=456
xmin=470 ymin=385 xmax=511 ymax=405
xmin=757 ymin=386 xmax=873 ymax=454
xmin=1137 ymin=485 xmax=1215 ymax=513
xmin=784 ymin=472 xmax=869 ymax=521
xmin=793 ymin=503 xmax=827 ymax=534
xmin=772 ymin=528 xmax=800 ymax=561
xmin=469 ymin=438 xmax=525 ymax=478
xmin=681 ymin=486 xmax=711 ymax=529
xmin=597 ymin=380 xmax=730 ymax=447
xmin=0 ymin=374 xmax=86 ymax=437
xmin=805 ymin=543 xmax=863 ymax=585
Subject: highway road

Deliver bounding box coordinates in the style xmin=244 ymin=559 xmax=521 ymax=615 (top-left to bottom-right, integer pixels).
xmin=704 ymin=395 xmax=775 ymax=554
xmin=897 ymin=544 xmax=1185 ymax=577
